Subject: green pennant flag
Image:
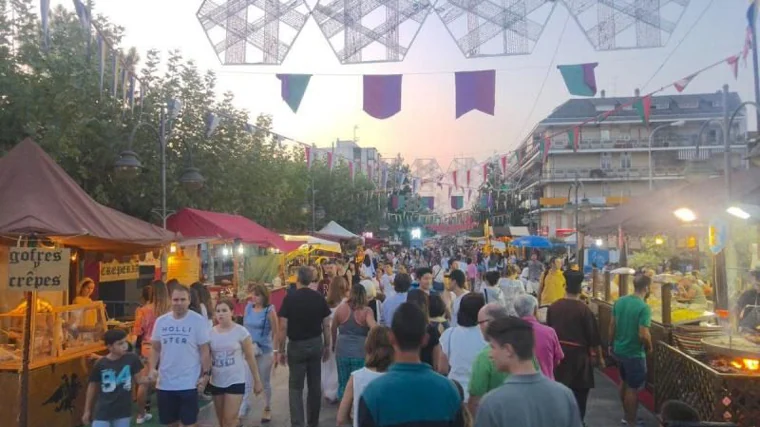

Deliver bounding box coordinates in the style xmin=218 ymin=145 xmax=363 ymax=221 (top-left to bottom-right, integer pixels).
xmin=633 ymin=95 xmax=652 ymax=126
xmin=277 ymin=74 xmax=312 ymax=113
xmin=567 ymin=127 xmax=580 ymax=152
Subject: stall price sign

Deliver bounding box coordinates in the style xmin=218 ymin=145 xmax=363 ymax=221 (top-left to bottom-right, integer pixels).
xmin=99 ymin=259 xmax=140 ymax=282
xmin=708 ymin=219 xmax=728 ymax=255
xmin=7 ymin=247 xmax=71 ymax=291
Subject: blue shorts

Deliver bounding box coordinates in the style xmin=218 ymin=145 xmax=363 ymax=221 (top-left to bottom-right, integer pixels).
xmin=618 ymin=356 xmax=647 ymax=390
xmin=92 ymin=418 xmax=130 ymax=427
xmin=157 ymin=389 xmax=199 ymax=426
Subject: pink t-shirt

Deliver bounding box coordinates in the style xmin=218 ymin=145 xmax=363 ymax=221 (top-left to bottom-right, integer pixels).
xmin=523 ymin=316 xmax=564 ymax=379
xmin=466 ymin=263 xmax=478 ymax=280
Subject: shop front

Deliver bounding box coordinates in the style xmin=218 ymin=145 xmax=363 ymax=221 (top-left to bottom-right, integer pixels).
xmin=583 ymin=169 xmax=760 ymax=425
xmin=0 ymin=139 xmax=176 ymax=427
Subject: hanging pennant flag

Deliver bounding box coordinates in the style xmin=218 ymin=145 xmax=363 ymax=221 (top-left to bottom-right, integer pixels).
xmin=422 ymin=196 xmax=435 ymax=210
xmin=467 ymin=189 xmax=472 ymax=201
xmin=327 ymin=152 xmax=334 ymax=171
xmin=727 ymin=55 xmax=740 ymax=79
xmin=451 ymin=196 xmax=464 ymax=210
xmin=500 ymin=155 xmax=507 ymax=174
xmin=205 ymin=113 xmax=221 ymax=137
xmin=305 ymin=146 xmax=313 ymax=169
xmin=541 ymin=136 xmax=552 ymax=163
xmin=466 ymin=170 xmax=471 ymax=188
xmin=363 ymin=75 xmax=403 ymax=119
xmin=482 ymin=163 xmax=488 ymax=182
xmin=567 ymin=127 xmax=581 ymax=151
xmin=97 ymin=35 xmax=106 ymax=94
xmin=673 ymin=74 xmax=696 ymax=93
xmin=452 ymin=171 xmax=458 ymax=189
xmin=349 ymin=161 xmax=355 ymax=181
xmin=112 ymin=54 xmax=120 ymax=98
xmin=557 ymin=63 xmax=598 ymax=97
xmin=72 ymin=0 xmax=91 ymax=31
xmin=41 ymin=0 xmax=50 ymax=51
xmin=633 ymin=95 xmax=652 ymax=126
xmin=455 ymin=70 xmax=496 ymax=118
xmin=743 ymin=26 xmax=753 ymax=65
xmin=276 ymin=74 xmax=311 ymax=113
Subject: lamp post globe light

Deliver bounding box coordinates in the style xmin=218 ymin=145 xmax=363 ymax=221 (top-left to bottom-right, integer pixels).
xmin=113 ymin=100 xmax=205 ymax=228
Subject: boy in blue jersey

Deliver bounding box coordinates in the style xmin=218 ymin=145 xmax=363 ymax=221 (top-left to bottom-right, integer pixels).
xmin=358 ymin=303 xmax=463 ymax=427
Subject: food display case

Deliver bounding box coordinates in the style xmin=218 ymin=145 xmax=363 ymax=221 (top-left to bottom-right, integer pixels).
xmin=0 ymin=300 xmax=107 ymax=370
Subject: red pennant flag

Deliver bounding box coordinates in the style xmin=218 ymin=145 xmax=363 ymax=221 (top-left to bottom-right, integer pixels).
xmin=452 ymin=171 xmax=458 ymax=189
xmin=482 ymin=164 xmax=488 ymax=182
xmin=673 ymin=74 xmax=695 ymax=93
xmin=500 ymin=156 xmax=507 ymax=173
xmin=327 ymin=152 xmax=334 ymax=171
xmin=743 ymin=26 xmax=753 ymax=65
xmin=304 ymin=146 xmax=312 ymax=169
xmin=567 ymin=127 xmax=581 ymax=151
xmin=727 ymin=55 xmax=739 ymax=79
xmin=542 ymin=136 xmax=552 ymax=163
xmin=466 ymin=170 xmax=471 ymax=188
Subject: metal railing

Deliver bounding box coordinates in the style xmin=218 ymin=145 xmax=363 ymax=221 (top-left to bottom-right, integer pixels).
xmin=548 ymin=135 xmax=728 ymax=151
xmin=542 ymin=166 xmax=687 ymax=180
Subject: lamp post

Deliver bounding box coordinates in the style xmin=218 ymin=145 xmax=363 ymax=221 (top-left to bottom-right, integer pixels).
xmin=564 ymin=178 xmax=592 ymax=266
xmin=113 ymin=100 xmax=204 ymax=228
xmin=302 ymin=173 xmax=322 ymax=233
xmin=648 ymin=120 xmax=686 ymax=190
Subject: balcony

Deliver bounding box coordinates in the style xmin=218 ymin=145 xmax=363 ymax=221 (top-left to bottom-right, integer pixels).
xmin=542 ymin=166 xmax=687 ymax=181
xmin=548 ymin=135 xmax=728 ymax=152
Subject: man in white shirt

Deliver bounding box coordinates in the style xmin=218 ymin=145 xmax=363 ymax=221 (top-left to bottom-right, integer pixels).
xmin=149 ymin=286 xmax=212 ymax=427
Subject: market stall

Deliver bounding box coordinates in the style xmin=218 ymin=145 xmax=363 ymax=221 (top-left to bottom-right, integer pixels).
xmin=0 ymin=139 xmax=176 ymax=427
xmin=583 ymin=169 xmax=760 ymax=425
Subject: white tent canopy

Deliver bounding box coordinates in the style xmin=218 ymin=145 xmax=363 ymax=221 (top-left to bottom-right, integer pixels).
xmin=318 ymin=221 xmax=361 ymax=240
xmin=281 ymin=234 xmax=342 ymax=253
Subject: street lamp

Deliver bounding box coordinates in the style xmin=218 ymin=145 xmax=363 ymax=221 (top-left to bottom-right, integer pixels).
xmin=113 ymin=100 xmax=204 ymax=228
xmin=564 ymin=178 xmax=589 ymax=265
xmin=648 ymin=120 xmax=685 ymax=190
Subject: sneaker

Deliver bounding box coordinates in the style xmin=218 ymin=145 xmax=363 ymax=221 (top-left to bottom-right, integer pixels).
xmin=261 ymin=407 xmax=272 ymax=423
xmin=136 ymin=413 xmax=153 ymax=425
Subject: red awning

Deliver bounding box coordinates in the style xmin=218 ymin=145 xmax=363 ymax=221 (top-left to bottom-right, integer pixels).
xmin=0 ymin=139 xmax=176 ymax=253
xmin=166 ymin=208 xmax=298 ymax=252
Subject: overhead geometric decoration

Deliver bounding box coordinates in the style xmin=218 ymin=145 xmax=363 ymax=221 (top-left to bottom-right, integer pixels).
xmin=435 ymin=0 xmax=557 ymax=57
xmin=562 ymin=0 xmax=691 ymax=51
xmin=310 ymin=0 xmax=435 ymax=64
xmin=196 ymin=0 xmax=311 ymax=65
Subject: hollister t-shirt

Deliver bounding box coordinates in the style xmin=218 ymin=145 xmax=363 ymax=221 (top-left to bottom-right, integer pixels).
xmin=151 ymin=310 xmax=211 ymax=391
xmin=89 ymin=353 xmax=143 ymax=421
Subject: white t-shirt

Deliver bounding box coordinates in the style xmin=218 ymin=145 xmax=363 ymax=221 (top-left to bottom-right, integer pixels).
xmin=450 ymin=291 xmax=470 ymax=327
xmin=209 ymin=324 xmax=251 ymax=388
xmin=380 ymin=274 xmax=395 ymax=297
xmin=151 ymin=310 xmax=211 ymax=391
xmin=440 ymin=326 xmax=487 ymax=402
xmin=498 ymin=278 xmax=526 ymax=316
xmin=351 ymin=368 xmax=385 ymax=427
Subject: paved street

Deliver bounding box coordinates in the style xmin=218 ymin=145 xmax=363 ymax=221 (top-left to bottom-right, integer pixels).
xmin=192 ymin=367 xmax=658 ymax=427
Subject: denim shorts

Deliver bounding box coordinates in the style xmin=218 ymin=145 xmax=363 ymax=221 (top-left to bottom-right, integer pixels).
xmin=92 ymin=418 xmax=131 ymax=427
xmin=618 ymin=356 xmax=647 ymax=390
xmin=157 ymin=389 xmax=199 ymax=426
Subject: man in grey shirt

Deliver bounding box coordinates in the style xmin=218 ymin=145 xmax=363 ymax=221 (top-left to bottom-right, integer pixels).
xmin=527 ymin=253 xmax=545 ymax=282
xmin=475 ymin=317 xmax=582 ymax=427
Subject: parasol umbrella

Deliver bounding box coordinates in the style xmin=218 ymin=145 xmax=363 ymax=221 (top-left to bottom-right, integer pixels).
xmin=610 ymin=267 xmax=636 ymax=275
xmin=510 ymin=235 xmax=553 ymax=248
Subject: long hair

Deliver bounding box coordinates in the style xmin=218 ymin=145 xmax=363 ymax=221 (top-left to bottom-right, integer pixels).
xmin=250 ymin=283 xmax=270 ymax=307
xmin=406 ymin=289 xmax=430 ymax=322
xmin=326 ymin=276 xmax=347 ymax=308
xmin=152 ymin=280 xmax=171 ymax=315
xmin=191 ymin=282 xmax=212 ymax=319
xmin=364 ymin=326 xmax=394 ymax=372
xmin=348 ymin=284 xmax=368 ymax=310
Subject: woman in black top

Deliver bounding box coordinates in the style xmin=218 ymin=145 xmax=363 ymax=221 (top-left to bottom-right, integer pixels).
xmin=406 ymin=289 xmax=441 ymax=370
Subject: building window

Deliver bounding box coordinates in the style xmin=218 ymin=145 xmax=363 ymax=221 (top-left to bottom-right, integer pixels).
xmin=601 ymin=183 xmax=611 ymax=196
xmin=600 ymin=152 xmax=612 ymax=169
xmin=620 ymin=152 xmax=632 ymax=169
xmin=677 ymin=101 xmax=699 ymax=109
xmin=601 ymin=130 xmax=610 ymax=141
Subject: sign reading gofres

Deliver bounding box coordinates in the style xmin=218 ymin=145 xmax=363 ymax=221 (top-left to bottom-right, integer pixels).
xmin=8 ymin=247 xmax=71 ymax=291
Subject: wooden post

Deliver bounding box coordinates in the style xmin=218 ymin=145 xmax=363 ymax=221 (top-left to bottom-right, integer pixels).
xmin=620 ymin=274 xmax=629 ymax=297
xmin=662 ymin=282 xmax=672 ymax=325
xmin=604 ymin=271 xmax=611 ymax=302
xmin=591 ymin=268 xmax=599 ymax=299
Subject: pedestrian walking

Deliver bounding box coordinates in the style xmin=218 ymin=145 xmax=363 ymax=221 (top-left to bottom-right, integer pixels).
xmin=357 ymin=303 xmax=464 ymax=427
xmin=83 ymin=329 xmax=147 ymax=427
xmin=242 ymin=283 xmax=279 ymax=423
xmin=474 ymin=317 xmax=582 ymax=427
xmin=277 ymin=266 xmax=332 ymax=427
xmin=148 ymin=285 xmax=212 ymax=427
xmin=438 ymin=293 xmax=486 ymax=402
xmin=333 ymin=283 xmax=376 ymax=399
xmin=513 ymin=294 xmax=564 ymax=379
xmin=209 ymin=299 xmax=263 ymax=427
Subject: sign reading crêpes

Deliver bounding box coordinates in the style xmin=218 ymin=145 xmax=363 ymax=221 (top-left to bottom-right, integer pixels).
xmin=99 ymin=259 xmax=140 ymax=282
xmin=8 ymin=247 xmax=71 ymax=291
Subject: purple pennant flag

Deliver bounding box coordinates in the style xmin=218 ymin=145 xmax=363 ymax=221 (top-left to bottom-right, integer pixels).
xmin=455 ymin=70 xmax=496 ymax=119
xmin=363 ymin=75 xmax=402 ymax=119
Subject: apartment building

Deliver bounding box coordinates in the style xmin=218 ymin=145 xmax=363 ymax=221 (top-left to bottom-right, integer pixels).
xmin=509 ymin=90 xmax=748 ymax=237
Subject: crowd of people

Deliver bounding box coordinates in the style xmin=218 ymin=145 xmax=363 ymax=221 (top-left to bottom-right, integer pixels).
xmin=79 ymin=246 xmax=712 ymax=427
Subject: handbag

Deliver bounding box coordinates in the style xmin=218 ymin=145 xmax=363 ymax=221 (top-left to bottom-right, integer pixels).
xmin=253 ymin=306 xmax=270 ymax=357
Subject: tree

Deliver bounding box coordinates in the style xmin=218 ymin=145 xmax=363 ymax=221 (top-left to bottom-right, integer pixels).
xmin=474 ymin=160 xmax=527 ymax=227
xmin=0 ymin=0 xmax=384 ymax=234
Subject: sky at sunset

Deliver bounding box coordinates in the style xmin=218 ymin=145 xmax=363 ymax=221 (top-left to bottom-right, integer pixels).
xmin=51 ymin=0 xmax=757 ymax=169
